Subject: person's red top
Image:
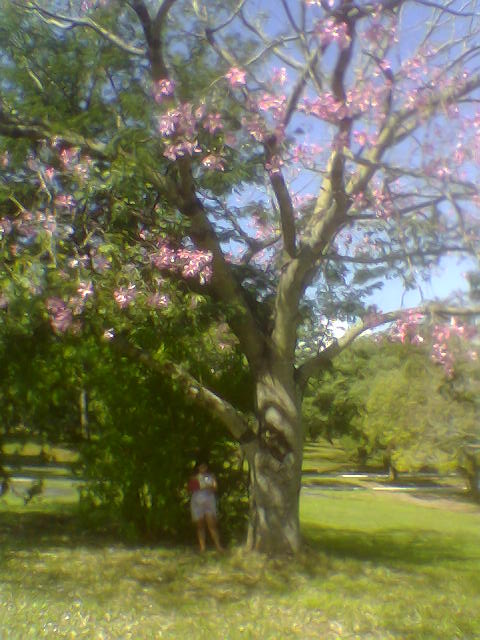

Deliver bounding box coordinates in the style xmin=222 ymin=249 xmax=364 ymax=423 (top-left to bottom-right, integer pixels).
xmin=187 ymin=476 xmax=200 ymax=493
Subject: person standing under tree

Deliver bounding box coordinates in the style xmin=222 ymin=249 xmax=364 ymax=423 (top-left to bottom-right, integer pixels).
xmin=188 ymin=462 xmax=224 ymax=552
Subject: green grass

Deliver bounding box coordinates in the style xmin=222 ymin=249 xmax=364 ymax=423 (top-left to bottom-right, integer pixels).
xmin=2 ymin=441 xmax=78 ymax=464
xmin=1 ymin=490 xmax=480 ymax=639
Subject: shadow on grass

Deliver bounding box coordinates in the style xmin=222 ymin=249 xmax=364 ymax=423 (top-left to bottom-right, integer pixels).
xmin=0 ymin=508 xmax=129 ymax=551
xmin=0 ymin=506 xmax=474 ymax=561
xmin=1 ymin=507 xmax=480 ymax=620
xmin=301 ymin=521 xmax=476 ymax=568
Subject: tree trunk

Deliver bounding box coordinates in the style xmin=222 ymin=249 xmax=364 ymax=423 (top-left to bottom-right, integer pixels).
xmin=79 ymin=388 xmax=90 ymax=441
xmin=244 ymin=364 xmax=303 ymax=554
xmin=463 ymin=452 xmax=480 ymax=501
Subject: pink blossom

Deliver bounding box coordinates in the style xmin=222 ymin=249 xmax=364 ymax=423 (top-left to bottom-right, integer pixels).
xmin=151 ymin=244 xmax=177 ymax=268
xmin=272 ymin=68 xmax=287 ymax=87
xmin=114 ymin=284 xmax=137 ymax=308
xmin=148 ymin=293 xmax=170 ymax=308
xmin=163 ymin=140 xmax=201 ymax=161
xmin=202 ymin=113 xmax=223 ymax=134
xmin=157 ymin=112 xmax=179 ymax=136
xmin=300 ymin=94 xmax=348 ymax=123
xmin=201 ymin=154 xmax=225 ymax=171
xmin=152 ymin=78 xmax=175 ymax=103
xmin=46 ymin=297 xmax=73 ymax=333
xmin=55 ymin=194 xmax=75 ymax=209
xmin=0 ymin=152 xmax=9 ymax=168
xmin=60 ymin=147 xmax=78 ymax=168
xmin=225 ymin=67 xmax=247 ymax=87
xmin=315 ymin=18 xmax=350 ymax=50
xmin=241 ymin=115 xmax=266 ymax=142
xmin=78 ymin=281 xmax=93 ymax=299
xmin=353 ymin=130 xmax=368 ymax=147
xmin=199 ymin=265 xmax=212 ymax=285
xmin=257 ymin=93 xmax=286 ymax=120
xmin=44 ymin=167 xmax=56 ymax=182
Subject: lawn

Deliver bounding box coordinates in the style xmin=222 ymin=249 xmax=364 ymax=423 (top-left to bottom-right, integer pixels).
xmin=1 ymin=488 xmax=480 ymax=640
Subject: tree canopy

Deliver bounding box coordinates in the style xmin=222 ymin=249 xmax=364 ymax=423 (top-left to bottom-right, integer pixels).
xmin=1 ymin=0 xmax=480 ymax=553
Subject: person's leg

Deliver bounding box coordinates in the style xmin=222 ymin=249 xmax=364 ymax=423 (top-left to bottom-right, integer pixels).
xmin=195 ymin=517 xmax=207 ymax=552
xmin=205 ymin=513 xmax=223 ymax=552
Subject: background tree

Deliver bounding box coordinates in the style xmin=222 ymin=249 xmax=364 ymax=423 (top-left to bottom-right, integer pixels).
xmin=1 ymin=0 xmax=480 ymax=552
xmin=305 ymin=335 xmax=480 ymax=492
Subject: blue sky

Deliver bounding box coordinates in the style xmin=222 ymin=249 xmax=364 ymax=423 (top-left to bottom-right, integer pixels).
xmin=217 ymin=0 xmax=479 ymax=315
xmin=367 ymin=255 xmax=474 ymax=313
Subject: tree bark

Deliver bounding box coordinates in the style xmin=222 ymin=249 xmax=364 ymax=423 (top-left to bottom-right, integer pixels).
xmin=463 ymin=452 xmax=480 ymax=501
xmin=244 ymin=363 xmax=304 ymax=554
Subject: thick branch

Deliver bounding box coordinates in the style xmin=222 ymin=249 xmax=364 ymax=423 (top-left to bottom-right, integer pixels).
xmin=111 ymin=335 xmax=257 ymax=442
xmin=131 ymin=0 xmax=178 ymax=80
xmin=175 ymin=159 xmax=268 ymax=372
xmin=265 ymin=159 xmax=297 ymax=258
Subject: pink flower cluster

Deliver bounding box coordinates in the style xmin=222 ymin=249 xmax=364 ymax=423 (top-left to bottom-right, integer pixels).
xmin=225 ymin=67 xmax=246 ymax=88
xmin=241 ymin=114 xmax=267 ymax=142
xmin=315 ymin=18 xmax=351 ymax=50
xmin=431 ymin=320 xmax=476 ymax=376
xmin=392 ymin=313 xmax=477 ymax=377
xmin=391 ymin=310 xmax=425 ymax=344
xmin=148 ymin=293 xmax=170 ymax=308
xmin=157 ymin=103 xmax=224 ymax=167
xmin=164 ymin=140 xmax=201 ymax=161
xmin=46 ymin=297 xmax=73 ymax=333
xmin=151 ymin=243 xmax=213 ymax=284
xmin=113 ymin=284 xmax=137 ymax=309
xmin=60 ymin=147 xmax=78 ymax=168
xmin=300 ymin=93 xmax=348 ymax=123
xmin=201 ymin=155 xmax=224 ymax=171
xmin=257 ymin=93 xmax=287 ymax=121
xmin=271 ymin=68 xmax=287 ymax=87
xmin=152 ymin=79 xmax=175 ymax=103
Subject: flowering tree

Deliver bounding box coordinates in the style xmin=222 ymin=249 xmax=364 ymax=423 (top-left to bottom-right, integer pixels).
xmin=1 ymin=0 xmax=480 ymax=553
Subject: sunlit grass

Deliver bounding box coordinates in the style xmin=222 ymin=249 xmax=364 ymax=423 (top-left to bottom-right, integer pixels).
xmin=1 ymin=489 xmax=480 ymax=639
xmin=2 ymin=441 xmax=78 ymax=463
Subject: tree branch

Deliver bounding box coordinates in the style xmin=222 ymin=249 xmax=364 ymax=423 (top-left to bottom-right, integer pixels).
xmin=19 ymin=1 xmax=146 ymax=57
xmin=297 ymin=303 xmax=480 ymax=386
xmin=110 ymin=334 xmax=257 ymax=442
xmin=131 ymin=0 xmax=178 ymax=80
xmin=0 ymin=112 xmax=108 ymax=159
xmin=174 ymin=158 xmax=269 ymax=372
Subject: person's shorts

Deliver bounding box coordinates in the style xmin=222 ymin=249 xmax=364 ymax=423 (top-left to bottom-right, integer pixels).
xmin=190 ymin=490 xmax=217 ymax=522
